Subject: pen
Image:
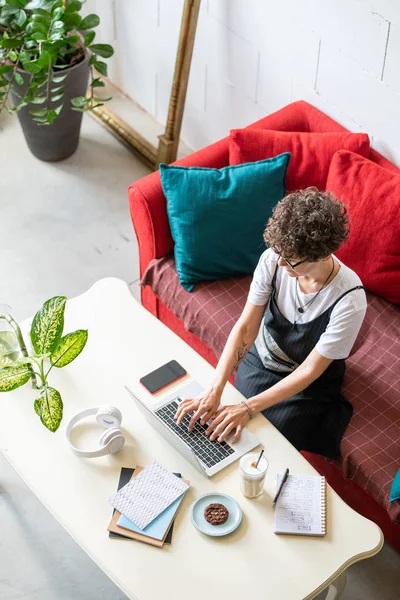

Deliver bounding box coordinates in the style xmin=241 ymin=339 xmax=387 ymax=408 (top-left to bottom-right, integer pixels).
xmin=273 ymin=468 xmax=290 ymax=507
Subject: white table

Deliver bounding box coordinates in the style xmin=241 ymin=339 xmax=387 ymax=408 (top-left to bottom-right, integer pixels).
xmin=0 ymin=278 xmax=383 ymax=600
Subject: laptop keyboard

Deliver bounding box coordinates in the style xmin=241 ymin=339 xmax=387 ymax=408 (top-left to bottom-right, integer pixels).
xmin=155 ymin=399 xmax=235 ymax=469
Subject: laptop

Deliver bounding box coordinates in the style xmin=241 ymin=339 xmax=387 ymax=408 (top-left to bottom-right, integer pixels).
xmin=125 ymin=380 xmax=260 ymax=478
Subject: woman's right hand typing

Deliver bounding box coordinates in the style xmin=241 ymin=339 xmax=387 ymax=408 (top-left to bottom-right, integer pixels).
xmin=175 ymin=387 xmax=222 ymax=432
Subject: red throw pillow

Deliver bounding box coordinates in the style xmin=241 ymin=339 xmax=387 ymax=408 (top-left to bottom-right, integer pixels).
xmin=229 ymin=129 xmax=370 ymax=192
xmin=327 ymin=150 xmax=400 ymax=304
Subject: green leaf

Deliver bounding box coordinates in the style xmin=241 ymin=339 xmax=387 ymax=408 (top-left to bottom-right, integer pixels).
xmin=8 ymin=49 xmax=17 ymax=61
xmin=1 ymin=38 xmax=22 ymax=49
xmin=90 ymin=78 xmax=105 ymax=88
xmin=29 ymin=107 xmax=47 ymax=115
xmin=84 ymin=29 xmax=95 ymax=46
xmin=51 ymin=84 xmax=63 ymax=92
xmin=21 ymin=59 xmax=42 ymax=74
xmin=0 ymin=5 xmax=19 ymax=18
xmin=30 ymin=296 xmax=66 ymax=355
xmin=52 ymin=73 xmax=67 ymax=82
xmin=37 ymin=49 xmax=51 ymax=68
xmin=80 ymin=13 xmax=99 ymax=30
xmin=54 ymin=102 xmax=62 ymax=115
xmin=0 ymin=64 xmax=14 ymax=74
xmin=25 ymin=0 xmax=53 ymax=9
xmin=2 ymin=5 xmax=19 ymax=14
xmin=31 ymin=8 xmax=52 ymax=19
xmin=50 ymin=0 xmax=63 ymax=13
xmin=93 ymin=60 xmax=107 ymax=76
xmin=52 ymin=6 xmax=63 ymax=20
xmin=29 ymin=95 xmax=46 ymax=103
xmin=65 ymin=34 xmax=80 ymax=43
xmin=93 ymin=95 xmax=111 ymax=102
xmin=88 ymin=43 xmax=113 ymax=58
xmin=15 ymin=8 xmax=26 ymax=26
xmin=61 ymin=12 xmax=81 ymax=28
xmin=50 ymin=329 xmax=88 ymax=368
xmin=7 ymin=0 xmax=27 ymax=8
xmin=14 ymin=100 xmax=28 ymax=111
xmin=14 ymin=71 xmax=24 ymax=85
xmin=65 ymin=0 xmax=82 ymax=13
xmin=0 ymin=7 xmax=26 ymax=27
xmin=34 ymin=386 xmax=63 ymax=432
xmin=71 ymin=95 xmax=87 ymax=107
xmin=0 ymin=364 xmax=31 ymax=392
xmin=31 ymin=32 xmax=47 ymax=41
xmin=51 ymin=92 xmax=63 ymax=101
xmin=31 ymin=13 xmax=50 ymax=25
xmin=51 ymin=19 xmax=64 ymax=29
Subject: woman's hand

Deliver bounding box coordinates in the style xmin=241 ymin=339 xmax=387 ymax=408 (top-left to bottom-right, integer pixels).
xmin=206 ymin=403 xmax=250 ymax=443
xmin=175 ymin=387 xmax=222 ymax=431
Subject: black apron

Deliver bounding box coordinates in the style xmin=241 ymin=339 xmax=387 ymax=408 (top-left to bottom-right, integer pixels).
xmin=235 ymin=264 xmax=364 ymax=459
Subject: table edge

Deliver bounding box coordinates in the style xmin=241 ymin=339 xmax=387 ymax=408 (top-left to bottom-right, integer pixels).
xmin=304 ymin=530 xmax=384 ymax=600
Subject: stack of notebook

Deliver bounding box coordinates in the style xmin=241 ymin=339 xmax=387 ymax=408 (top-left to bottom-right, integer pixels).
xmin=107 ymin=462 xmax=189 ymax=548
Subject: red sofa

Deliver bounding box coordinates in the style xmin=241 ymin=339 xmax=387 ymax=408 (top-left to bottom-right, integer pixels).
xmin=128 ymin=100 xmax=400 ymax=551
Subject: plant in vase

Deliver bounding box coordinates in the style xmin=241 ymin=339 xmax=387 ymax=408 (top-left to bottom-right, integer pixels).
xmin=0 ymin=296 xmax=88 ymax=432
xmin=0 ymin=0 xmax=114 ymax=161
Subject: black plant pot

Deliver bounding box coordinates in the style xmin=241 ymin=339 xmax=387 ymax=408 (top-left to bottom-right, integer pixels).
xmin=10 ymin=54 xmax=90 ymax=162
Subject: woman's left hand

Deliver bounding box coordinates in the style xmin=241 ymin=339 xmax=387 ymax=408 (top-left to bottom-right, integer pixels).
xmin=206 ymin=403 xmax=250 ymax=443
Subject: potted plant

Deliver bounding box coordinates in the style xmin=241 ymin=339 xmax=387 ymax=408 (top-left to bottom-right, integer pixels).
xmin=0 ymin=296 xmax=88 ymax=432
xmin=0 ymin=0 xmax=114 ymax=161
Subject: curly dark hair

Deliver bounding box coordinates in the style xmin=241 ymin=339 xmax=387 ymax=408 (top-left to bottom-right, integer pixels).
xmin=264 ymin=187 xmax=349 ymax=261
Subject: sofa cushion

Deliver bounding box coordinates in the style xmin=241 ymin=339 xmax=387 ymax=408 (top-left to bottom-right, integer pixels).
xmin=340 ymin=293 xmax=400 ymax=524
xmin=327 ymin=150 xmax=400 ymax=304
xmin=229 ymin=129 xmax=370 ymax=192
xmin=159 ymin=154 xmax=290 ymax=291
xmin=141 ymin=256 xmax=251 ymax=357
xmin=142 ymin=256 xmax=400 ymax=522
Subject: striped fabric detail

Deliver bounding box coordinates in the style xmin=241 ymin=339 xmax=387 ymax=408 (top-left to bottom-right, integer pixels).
xmin=255 ymin=323 xmax=299 ymax=373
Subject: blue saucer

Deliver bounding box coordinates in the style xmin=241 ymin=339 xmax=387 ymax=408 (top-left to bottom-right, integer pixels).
xmin=190 ymin=492 xmax=242 ymax=537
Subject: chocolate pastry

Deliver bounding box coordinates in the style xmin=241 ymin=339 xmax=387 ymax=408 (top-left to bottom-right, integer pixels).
xmin=204 ymin=503 xmax=229 ymax=525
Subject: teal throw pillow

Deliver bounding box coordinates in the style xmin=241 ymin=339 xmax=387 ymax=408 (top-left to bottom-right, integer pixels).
xmin=390 ymin=469 xmax=400 ymax=502
xmin=160 ymin=153 xmax=290 ymax=291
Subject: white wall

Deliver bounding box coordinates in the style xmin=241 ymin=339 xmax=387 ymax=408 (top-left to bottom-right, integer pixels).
xmin=85 ymin=0 xmax=400 ymax=166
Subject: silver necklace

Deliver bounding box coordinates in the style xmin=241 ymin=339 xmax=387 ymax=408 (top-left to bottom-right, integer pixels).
xmin=293 ymin=258 xmax=335 ymax=329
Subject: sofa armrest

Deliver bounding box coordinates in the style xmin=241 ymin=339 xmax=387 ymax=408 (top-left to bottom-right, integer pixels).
xmin=128 ymin=137 xmax=230 ymax=279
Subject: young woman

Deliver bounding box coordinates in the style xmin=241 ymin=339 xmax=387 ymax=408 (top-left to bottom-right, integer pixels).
xmin=175 ymin=188 xmax=367 ymax=459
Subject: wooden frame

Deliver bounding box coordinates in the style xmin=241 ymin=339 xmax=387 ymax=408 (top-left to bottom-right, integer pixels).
xmin=90 ymin=0 xmax=201 ymax=170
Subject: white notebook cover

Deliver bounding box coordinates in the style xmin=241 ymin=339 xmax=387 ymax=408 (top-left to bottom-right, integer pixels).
xmin=274 ymin=474 xmax=327 ymax=536
xmin=108 ymin=461 xmax=189 ymax=530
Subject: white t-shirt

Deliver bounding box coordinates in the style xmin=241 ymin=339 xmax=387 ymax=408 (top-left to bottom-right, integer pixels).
xmin=248 ymin=248 xmax=367 ymax=360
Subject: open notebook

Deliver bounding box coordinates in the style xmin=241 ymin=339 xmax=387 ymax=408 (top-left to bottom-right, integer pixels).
xmin=274 ymin=474 xmax=327 ymax=537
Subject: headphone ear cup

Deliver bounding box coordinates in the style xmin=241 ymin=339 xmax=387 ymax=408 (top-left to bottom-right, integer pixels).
xmin=96 ymin=406 xmax=122 ymax=428
xmin=100 ymin=428 xmax=125 ymax=454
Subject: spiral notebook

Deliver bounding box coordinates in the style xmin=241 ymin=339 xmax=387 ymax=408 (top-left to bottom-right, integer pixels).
xmin=274 ymin=474 xmax=327 ymax=537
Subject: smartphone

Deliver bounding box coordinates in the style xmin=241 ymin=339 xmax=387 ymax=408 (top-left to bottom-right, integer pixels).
xmin=140 ymin=360 xmax=187 ymax=394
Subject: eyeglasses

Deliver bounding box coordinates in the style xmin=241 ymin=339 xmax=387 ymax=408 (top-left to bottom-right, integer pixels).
xmin=272 ymin=249 xmax=307 ymax=270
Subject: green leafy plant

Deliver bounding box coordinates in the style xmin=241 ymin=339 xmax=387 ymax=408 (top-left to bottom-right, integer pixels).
xmin=0 ymin=296 xmax=88 ymax=432
xmin=0 ymin=0 xmax=114 ymax=125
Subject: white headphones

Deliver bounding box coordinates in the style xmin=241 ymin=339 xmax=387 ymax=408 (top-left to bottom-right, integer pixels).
xmin=65 ymin=406 xmax=125 ymax=458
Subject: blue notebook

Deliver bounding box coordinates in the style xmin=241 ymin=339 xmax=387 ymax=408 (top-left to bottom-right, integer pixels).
xmin=117 ymin=493 xmax=185 ymax=541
